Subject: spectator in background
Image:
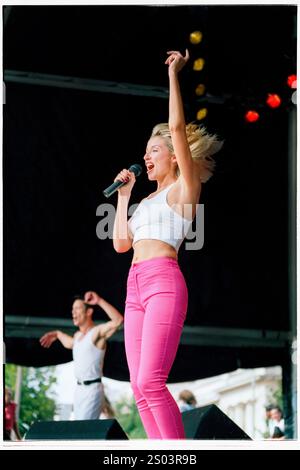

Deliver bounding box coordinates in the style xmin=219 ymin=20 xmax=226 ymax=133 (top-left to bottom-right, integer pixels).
xmin=265 ymin=404 xmax=275 ymax=436
xmin=4 ymin=387 xmax=22 ymax=441
xmin=178 ymin=390 xmax=197 ymax=413
xmin=269 ymin=405 xmax=285 ymax=439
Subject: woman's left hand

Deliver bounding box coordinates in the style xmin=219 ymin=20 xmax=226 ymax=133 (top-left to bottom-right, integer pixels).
xmin=165 ymin=49 xmax=189 ymax=74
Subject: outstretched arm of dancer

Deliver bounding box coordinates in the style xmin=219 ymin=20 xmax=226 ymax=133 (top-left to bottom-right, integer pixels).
xmin=84 ymin=291 xmax=123 ymax=340
xmin=112 ymin=169 xmax=136 ymax=253
xmin=40 ymin=330 xmax=74 ymax=349
xmin=165 ymin=49 xmax=195 ymax=189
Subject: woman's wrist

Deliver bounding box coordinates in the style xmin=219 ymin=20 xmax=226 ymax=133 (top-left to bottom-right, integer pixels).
xmin=118 ymin=192 xmax=131 ymax=200
xmin=169 ymin=69 xmax=179 ymax=79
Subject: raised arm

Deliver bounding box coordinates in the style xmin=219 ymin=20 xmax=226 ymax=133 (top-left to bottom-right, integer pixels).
xmin=39 ymin=330 xmax=74 ymax=349
xmin=84 ymin=291 xmax=123 ymax=340
xmin=165 ymin=49 xmax=194 ymax=188
xmin=112 ymin=169 xmax=135 ymax=253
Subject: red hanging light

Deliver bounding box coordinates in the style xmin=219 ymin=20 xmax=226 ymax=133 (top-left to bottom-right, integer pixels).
xmin=287 ymin=74 xmax=297 ymax=89
xmin=245 ymin=110 xmax=260 ymax=123
xmin=266 ymin=94 xmax=281 ymax=108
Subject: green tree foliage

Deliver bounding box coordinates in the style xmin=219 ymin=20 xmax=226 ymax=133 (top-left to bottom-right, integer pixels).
xmin=272 ymin=386 xmax=283 ymax=411
xmin=5 ymin=364 xmax=57 ymax=436
xmin=115 ymin=397 xmax=147 ymax=439
xmin=5 ymin=363 xmax=17 ymax=390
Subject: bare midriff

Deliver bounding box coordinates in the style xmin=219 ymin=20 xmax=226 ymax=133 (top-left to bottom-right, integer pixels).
xmin=132 ymin=239 xmax=177 ymax=264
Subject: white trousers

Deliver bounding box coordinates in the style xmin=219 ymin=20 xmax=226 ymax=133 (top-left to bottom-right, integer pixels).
xmin=74 ymin=382 xmax=104 ymax=420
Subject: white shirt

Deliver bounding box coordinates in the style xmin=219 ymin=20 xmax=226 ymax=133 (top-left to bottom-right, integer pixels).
xmin=73 ymin=327 xmax=105 ymax=381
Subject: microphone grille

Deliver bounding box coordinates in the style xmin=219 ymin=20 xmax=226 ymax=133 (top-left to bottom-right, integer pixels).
xmin=129 ymin=163 xmax=143 ymax=177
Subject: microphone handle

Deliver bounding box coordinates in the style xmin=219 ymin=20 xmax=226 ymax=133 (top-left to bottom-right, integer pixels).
xmin=103 ymin=180 xmax=124 ymax=198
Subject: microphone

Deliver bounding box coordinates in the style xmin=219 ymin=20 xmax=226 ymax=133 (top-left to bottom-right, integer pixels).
xmin=103 ymin=164 xmax=143 ymax=198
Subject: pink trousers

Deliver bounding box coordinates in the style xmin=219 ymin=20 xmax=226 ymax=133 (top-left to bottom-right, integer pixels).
xmin=124 ymin=256 xmax=188 ymax=439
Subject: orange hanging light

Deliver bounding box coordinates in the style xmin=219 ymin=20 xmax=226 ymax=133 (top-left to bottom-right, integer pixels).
xmin=195 ymin=84 xmax=206 ymax=96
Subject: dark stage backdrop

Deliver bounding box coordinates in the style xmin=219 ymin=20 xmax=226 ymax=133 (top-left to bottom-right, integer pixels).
xmin=3 ymin=5 xmax=296 ymax=380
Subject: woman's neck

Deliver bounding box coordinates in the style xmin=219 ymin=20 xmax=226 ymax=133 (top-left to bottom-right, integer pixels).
xmin=156 ymin=177 xmax=177 ymax=191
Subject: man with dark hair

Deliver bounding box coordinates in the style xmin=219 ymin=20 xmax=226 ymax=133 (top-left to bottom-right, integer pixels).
xmin=40 ymin=291 xmax=123 ymax=420
xmin=269 ymin=406 xmax=285 ymax=439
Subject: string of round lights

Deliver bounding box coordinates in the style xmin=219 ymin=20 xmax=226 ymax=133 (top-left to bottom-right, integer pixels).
xmin=188 ymin=29 xmax=296 ymax=125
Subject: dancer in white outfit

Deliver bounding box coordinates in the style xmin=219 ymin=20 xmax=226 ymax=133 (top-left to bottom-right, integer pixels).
xmin=40 ymin=292 xmax=123 ymax=420
xmin=73 ymin=327 xmax=106 ymax=419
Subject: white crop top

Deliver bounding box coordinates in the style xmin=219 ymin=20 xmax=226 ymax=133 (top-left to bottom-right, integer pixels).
xmin=128 ymin=183 xmax=193 ymax=252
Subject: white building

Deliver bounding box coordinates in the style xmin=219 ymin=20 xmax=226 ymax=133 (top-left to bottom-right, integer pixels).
xmin=168 ymin=366 xmax=282 ymax=439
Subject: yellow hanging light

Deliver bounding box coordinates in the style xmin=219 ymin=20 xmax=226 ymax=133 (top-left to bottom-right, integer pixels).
xmin=195 ymin=84 xmax=206 ymax=96
xmin=193 ymin=58 xmax=205 ymax=71
xmin=196 ymin=108 xmax=208 ymax=120
xmin=189 ymin=31 xmax=203 ymax=45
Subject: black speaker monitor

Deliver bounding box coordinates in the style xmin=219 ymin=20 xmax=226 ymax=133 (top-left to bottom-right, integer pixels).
xmin=25 ymin=419 xmax=128 ymax=440
xmin=182 ymin=404 xmax=251 ymax=439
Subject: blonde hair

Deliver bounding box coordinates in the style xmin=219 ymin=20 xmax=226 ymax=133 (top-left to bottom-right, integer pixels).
xmin=151 ymin=122 xmax=223 ymax=183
